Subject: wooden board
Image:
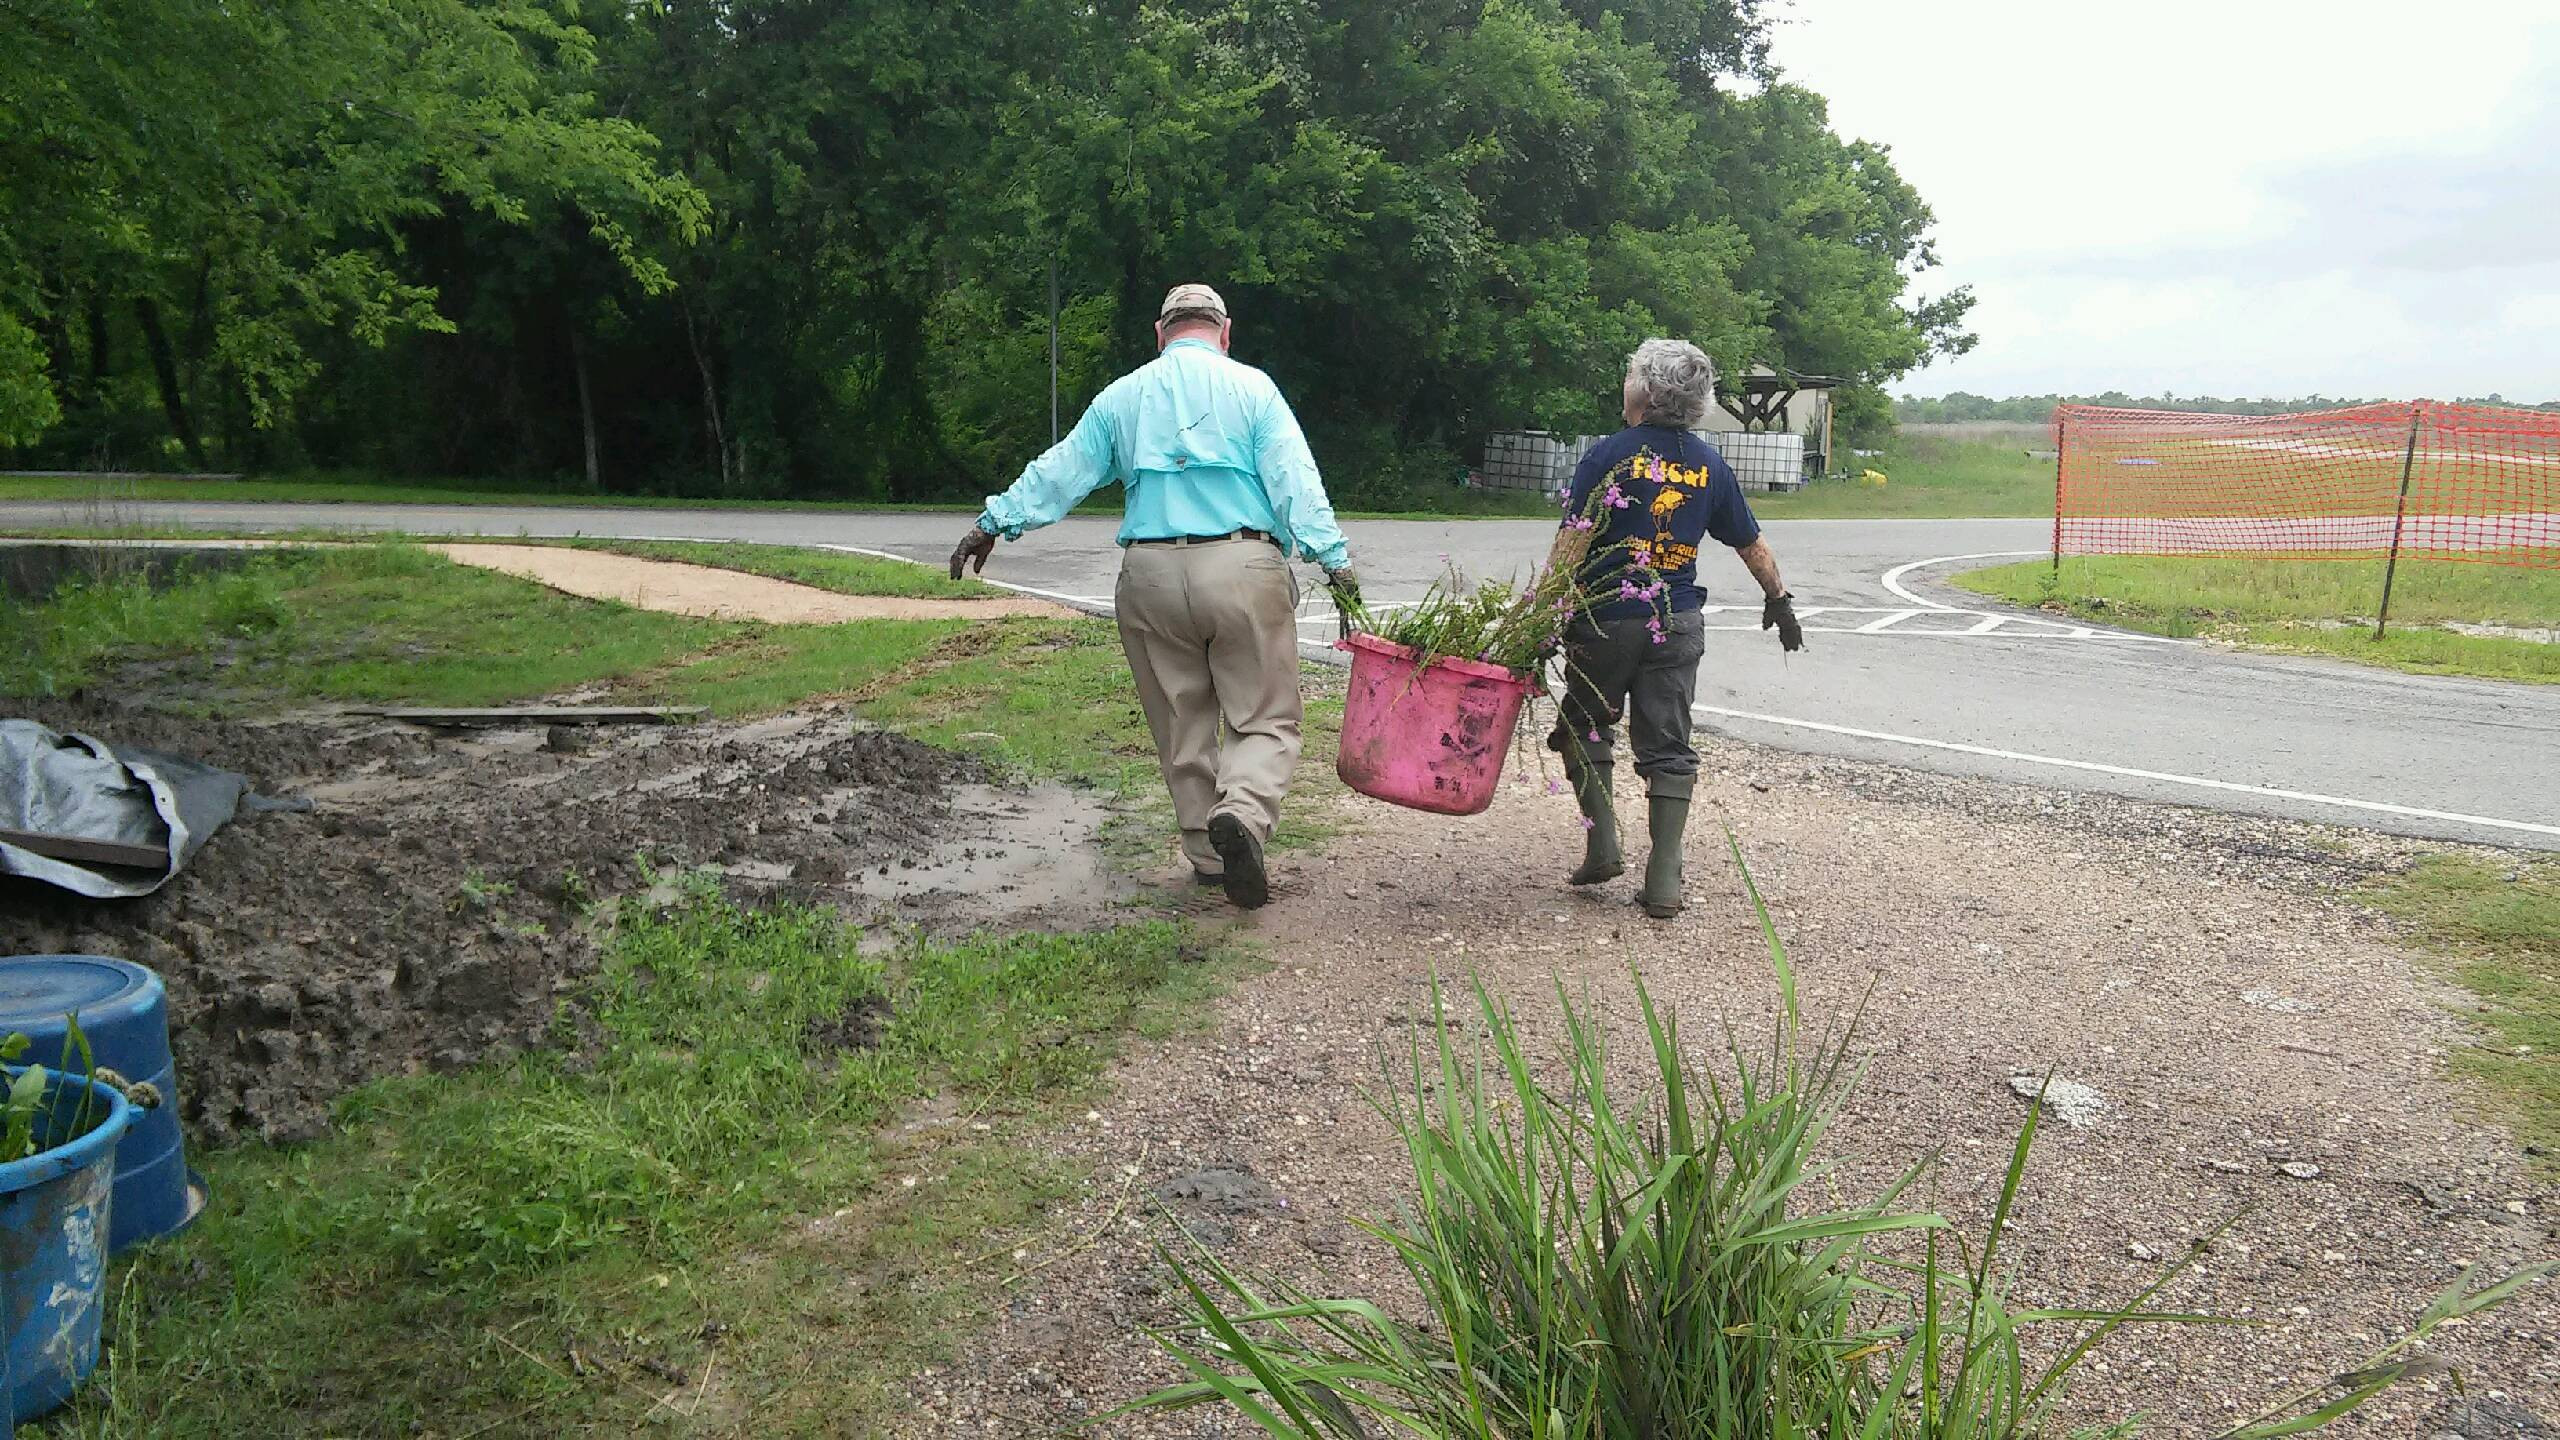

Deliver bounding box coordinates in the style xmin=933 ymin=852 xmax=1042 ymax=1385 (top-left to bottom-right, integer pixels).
xmin=0 ymin=827 xmax=168 ymax=870
xmin=353 ymin=706 xmax=706 ymax=728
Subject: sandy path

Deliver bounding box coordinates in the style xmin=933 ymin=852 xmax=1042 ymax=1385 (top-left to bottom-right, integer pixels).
xmin=427 ymin=543 xmax=1074 ymax=622
xmin=899 ymin=741 xmax=2558 ymax=1438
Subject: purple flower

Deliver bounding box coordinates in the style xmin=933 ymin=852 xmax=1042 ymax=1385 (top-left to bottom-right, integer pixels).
xmin=1586 ymin=728 xmax=1601 ymax=742
xmin=1546 ymin=779 xmax=1563 ymax=795
xmin=1579 ymin=815 xmax=1595 ymax=831
xmin=1569 ymin=515 xmax=1596 ymax=532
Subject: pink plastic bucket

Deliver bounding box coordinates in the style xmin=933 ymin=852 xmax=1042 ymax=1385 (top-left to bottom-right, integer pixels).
xmin=1334 ymin=633 xmax=1537 ymax=816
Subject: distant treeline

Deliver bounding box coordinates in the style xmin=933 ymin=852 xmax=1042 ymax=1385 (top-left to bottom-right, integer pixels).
xmin=1897 ymin=392 xmax=2560 ymax=423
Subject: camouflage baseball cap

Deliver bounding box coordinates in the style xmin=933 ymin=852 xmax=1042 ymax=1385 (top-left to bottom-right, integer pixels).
xmin=1158 ymin=283 xmax=1228 ymax=322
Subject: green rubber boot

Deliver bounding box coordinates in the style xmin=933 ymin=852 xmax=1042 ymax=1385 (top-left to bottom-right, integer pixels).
xmin=1565 ymin=753 xmax=1624 ymax=886
xmin=1639 ymin=771 xmax=1696 ymax=920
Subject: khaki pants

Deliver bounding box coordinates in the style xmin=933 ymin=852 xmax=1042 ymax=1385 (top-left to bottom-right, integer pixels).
xmin=1113 ymin=538 xmax=1303 ymax=874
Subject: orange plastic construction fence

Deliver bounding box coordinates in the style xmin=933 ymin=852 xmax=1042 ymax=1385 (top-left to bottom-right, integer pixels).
xmin=2052 ymin=402 xmax=2560 ymax=568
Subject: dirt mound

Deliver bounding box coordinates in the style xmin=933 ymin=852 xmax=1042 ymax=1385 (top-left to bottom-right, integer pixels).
xmin=0 ymin=700 xmax=1099 ymax=1144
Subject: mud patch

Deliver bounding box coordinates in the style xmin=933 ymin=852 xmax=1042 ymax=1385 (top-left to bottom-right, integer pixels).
xmin=0 ymin=698 xmax=1128 ymax=1145
xmin=806 ymin=994 xmax=891 ymax=1053
xmin=842 ymin=782 xmax=1116 ymax=924
xmin=1155 ymin=1163 xmax=1288 ymax=1250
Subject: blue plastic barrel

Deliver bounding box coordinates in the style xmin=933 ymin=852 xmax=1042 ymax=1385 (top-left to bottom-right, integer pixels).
xmin=0 ymin=1068 xmax=132 ymax=1424
xmin=0 ymin=957 xmax=202 ymax=1253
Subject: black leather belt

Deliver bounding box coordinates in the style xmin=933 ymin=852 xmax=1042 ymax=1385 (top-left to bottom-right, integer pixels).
xmin=1128 ymin=528 xmax=1277 ymax=547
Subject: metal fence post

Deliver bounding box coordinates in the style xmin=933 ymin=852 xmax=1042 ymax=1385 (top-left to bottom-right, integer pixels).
xmin=2050 ymin=413 xmax=2066 ymax=574
xmin=2373 ymin=404 xmax=2423 ymax=639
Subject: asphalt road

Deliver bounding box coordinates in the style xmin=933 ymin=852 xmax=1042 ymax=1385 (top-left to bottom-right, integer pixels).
xmin=4 ymin=497 xmax=2553 ymax=850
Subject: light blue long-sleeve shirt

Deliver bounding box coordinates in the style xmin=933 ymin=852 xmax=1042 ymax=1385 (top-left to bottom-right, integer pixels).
xmin=975 ymin=338 xmax=1351 ymax=571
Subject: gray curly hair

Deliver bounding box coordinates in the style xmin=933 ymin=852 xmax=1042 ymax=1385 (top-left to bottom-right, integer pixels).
xmin=1625 ymin=338 xmax=1718 ymax=429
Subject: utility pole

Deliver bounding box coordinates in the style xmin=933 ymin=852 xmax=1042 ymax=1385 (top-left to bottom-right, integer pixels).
xmin=1048 ymin=257 xmax=1060 ymax=446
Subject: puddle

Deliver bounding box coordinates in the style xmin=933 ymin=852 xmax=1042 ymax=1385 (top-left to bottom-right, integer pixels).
xmin=839 ymin=782 xmax=1123 ymax=928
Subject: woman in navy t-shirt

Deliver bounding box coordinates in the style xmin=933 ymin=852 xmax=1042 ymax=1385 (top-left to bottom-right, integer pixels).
xmin=1548 ymin=339 xmax=1805 ymax=918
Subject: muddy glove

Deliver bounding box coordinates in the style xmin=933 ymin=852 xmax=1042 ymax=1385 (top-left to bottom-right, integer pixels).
xmin=1762 ymin=592 xmax=1806 ymax=653
xmin=949 ymin=524 xmax=997 ymax=580
xmin=1323 ymin=566 xmax=1361 ymax=639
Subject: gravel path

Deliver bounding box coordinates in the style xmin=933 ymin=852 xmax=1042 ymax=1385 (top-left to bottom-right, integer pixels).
xmin=426 ymin=543 xmax=1073 ymax=621
xmin=895 ymin=739 xmax=2558 ymax=1438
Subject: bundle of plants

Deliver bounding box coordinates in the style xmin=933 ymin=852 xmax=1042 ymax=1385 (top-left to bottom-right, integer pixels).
xmin=1118 ymin=835 xmax=2553 ymax=1438
xmin=1342 ymin=486 xmax=1656 ymax=681
xmin=1343 ymin=572 xmax=1572 ymax=678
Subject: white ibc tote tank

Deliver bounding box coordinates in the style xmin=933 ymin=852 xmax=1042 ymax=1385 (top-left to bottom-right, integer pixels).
xmin=1707 ymin=430 xmax=1806 ymax=492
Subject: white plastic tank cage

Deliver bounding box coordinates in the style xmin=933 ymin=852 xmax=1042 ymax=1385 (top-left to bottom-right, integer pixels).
xmin=1477 ymin=367 xmax=1834 ymax=498
xmin=1476 ymin=431 xmax=1586 ymax=495
xmin=1710 ymin=430 xmax=1807 ymax=493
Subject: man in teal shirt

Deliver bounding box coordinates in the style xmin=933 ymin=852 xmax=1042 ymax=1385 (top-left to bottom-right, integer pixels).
xmin=950 ymin=283 xmax=1357 ymax=909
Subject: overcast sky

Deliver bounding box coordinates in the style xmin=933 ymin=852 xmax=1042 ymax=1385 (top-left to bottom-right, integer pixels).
xmin=1767 ymin=0 xmax=2560 ymax=400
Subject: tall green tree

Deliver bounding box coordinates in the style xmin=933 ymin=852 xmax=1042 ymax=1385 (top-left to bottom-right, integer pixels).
xmin=0 ymin=0 xmax=701 ymax=466
xmin=6 ymin=0 xmax=1972 ymax=500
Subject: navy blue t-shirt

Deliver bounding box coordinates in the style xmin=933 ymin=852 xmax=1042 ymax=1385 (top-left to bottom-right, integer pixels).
xmin=1562 ymin=425 xmax=1761 ymax=622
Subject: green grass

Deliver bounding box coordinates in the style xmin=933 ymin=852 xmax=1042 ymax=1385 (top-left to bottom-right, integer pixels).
xmin=0 ymin=529 xmax=998 ymax=600
xmin=64 ymin=879 xmax=1232 ymax=1436
xmin=539 ymin=537 xmax=1000 ymax=599
xmin=2 ymin=546 xmax=730 ymax=706
xmin=0 ymin=540 xmax=1343 ymax=822
xmin=2367 ymin=855 xmax=2560 ymax=1158
xmin=0 ymin=546 xmax=1011 ymax=719
xmin=1754 ymin=435 xmax=2053 ymax=519
xmin=1954 ymin=555 xmax=2560 ymax=683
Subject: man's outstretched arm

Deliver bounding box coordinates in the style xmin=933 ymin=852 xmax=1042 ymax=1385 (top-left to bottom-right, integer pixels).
xmin=952 ymin=400 xmax=1119 ymax=577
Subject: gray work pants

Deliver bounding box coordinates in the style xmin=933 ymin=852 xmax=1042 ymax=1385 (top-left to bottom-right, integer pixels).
xmin=1113 ymin=537 xmax=1304 ymax=873
xmin=1559 ymin=609 xmax=1707 ymax=778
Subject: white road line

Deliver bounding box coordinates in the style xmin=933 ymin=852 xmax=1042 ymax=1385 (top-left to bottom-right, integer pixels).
xmin=1877 ymin=550 xmax=2042 ymax=608
xmin=1875 ymin=549 xmax=2191 ymax=645
xmin=811 ymin=542 xmax=1108 ymax=613
xmin=1689 ymin=702 xmax=2560 ymax=841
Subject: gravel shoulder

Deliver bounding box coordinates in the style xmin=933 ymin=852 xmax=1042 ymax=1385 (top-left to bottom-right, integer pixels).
xmin=901 ymin=737 xmax=2559 ymax=1437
